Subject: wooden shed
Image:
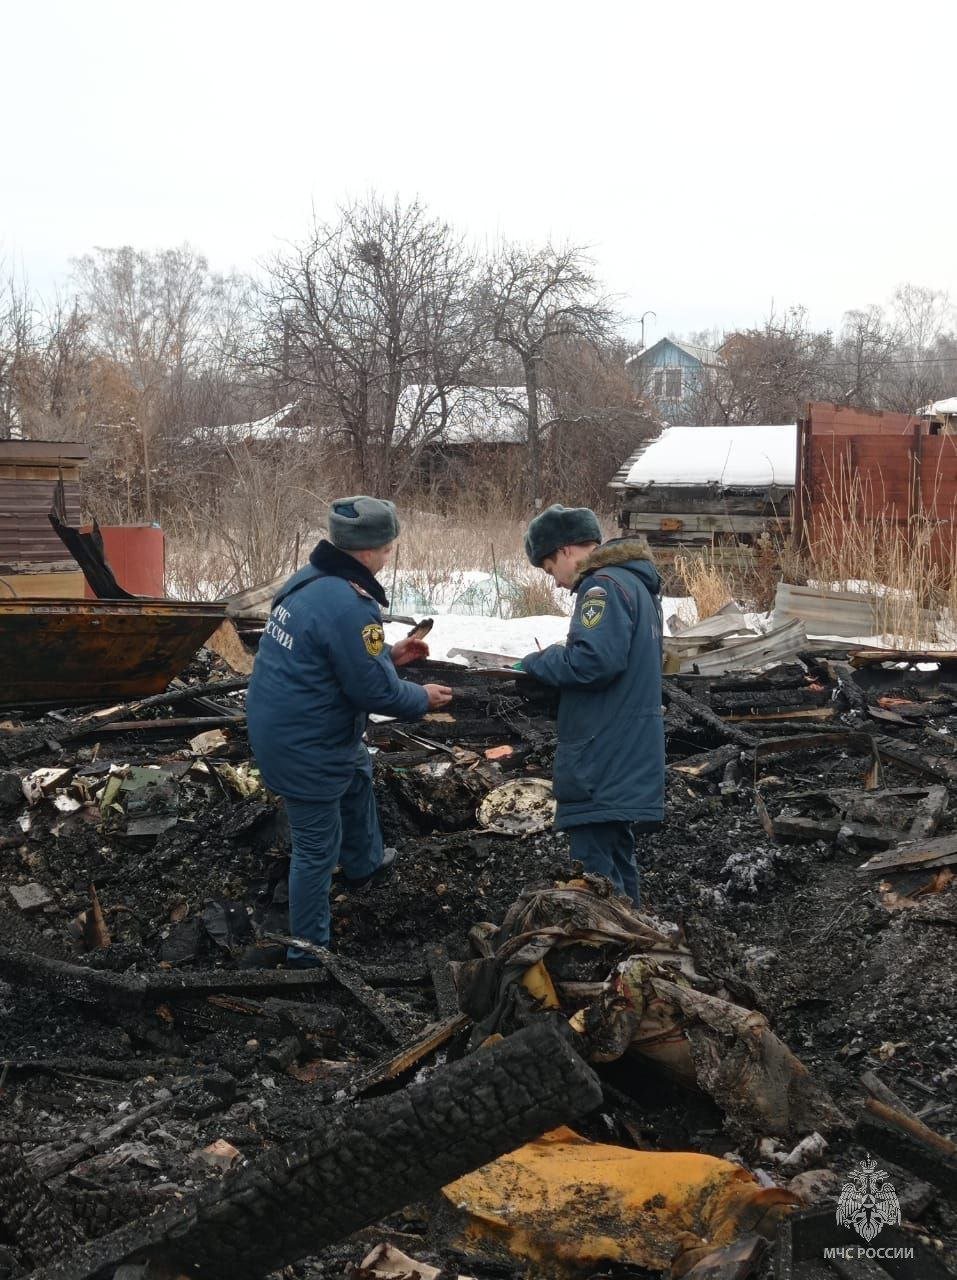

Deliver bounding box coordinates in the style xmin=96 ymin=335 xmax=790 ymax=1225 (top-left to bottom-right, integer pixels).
xmin=0 ymin=439 xmax=90 ymax=598
xmin=611 ymin=424 xmax=795 ymax=548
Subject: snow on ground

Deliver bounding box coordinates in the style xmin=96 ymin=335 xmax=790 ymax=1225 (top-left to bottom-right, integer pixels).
xmin=385 ymin=594 xmax=700 ymax=664
xmin=385 ymin=613 xmax=571 ymax=663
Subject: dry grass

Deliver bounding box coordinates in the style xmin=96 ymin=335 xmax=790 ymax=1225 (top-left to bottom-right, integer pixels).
xmin=672 ymin=549 xmax=737 ymax=622
xmin=166 ymin=497 xmax=574 ymax=617
xmin=395 ymin=506 xmax=569 ymax=618
xmin=797 ymin=469 xmax=957 ymax=644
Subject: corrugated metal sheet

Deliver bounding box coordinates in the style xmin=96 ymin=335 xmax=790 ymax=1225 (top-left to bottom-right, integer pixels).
xmin=0 ymin=477 xmax=82 ymax=567
xmin=773 ymin=583 xmax=940 ymax=640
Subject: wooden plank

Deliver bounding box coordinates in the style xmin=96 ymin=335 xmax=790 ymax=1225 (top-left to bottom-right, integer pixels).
xmin=0 ymin=571 xmax=85 ymax=599
xmin=425 ymin=943 xmax=460 ymax=1018
xmin=264 ymin=934 xmax=410 ymax=1044
xmin=626 ymin=512 xmax=784 ymax=535
xmin=858 ymin=833 xmax=957 ymax=875
xmin=0 ymin=441 xmax=90 ymax=462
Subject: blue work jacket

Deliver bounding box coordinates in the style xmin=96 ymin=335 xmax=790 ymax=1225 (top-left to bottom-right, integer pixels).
xmin=246 ymin=546 xmax=429 ymax=801
xmin=521 ymin=539 xmax=664 ymax=828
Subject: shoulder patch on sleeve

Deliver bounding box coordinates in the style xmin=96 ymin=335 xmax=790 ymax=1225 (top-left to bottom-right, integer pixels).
xmin=362 ymin=622 xmax=385 ymax=656
xmin=580 ymin=596 xmax=606 ymax=629
xmin=582 ymin=585 xmax=607 ymax=600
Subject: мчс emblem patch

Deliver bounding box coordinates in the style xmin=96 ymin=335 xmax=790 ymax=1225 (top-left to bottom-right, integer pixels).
xmin=580 ymin=598 xmax=606 ymax=629
xmin=362 ymin=622 xmax=385 ymax=656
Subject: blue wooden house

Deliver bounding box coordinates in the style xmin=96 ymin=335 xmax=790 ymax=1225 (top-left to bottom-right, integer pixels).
xmin=626 ymin=337 xmax=718 ymax=422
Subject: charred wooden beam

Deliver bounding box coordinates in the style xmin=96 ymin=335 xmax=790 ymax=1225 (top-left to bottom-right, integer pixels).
xmin=857 ymin=1097 xmax=957 ymax=1201
xmin=0 ymin=947 xmax=338 ymax=1012
xmin=670 ymin=743 xmax=744 ymax=780
xmin=426 ymin=943 xmax=461 ymax=1018
xmin=3 ymin=677 xmax=249 ymax=761
xmin=265 ymin=935 xmax=412 ymax=1043
xmin=664 ymin=682 xmax=758 ymax=749
xmin=910 ymin=785 xmax=949 ymax=839
xmin=31 ymin=1022 xmax=602 ymax=1280
xmin=0 ymin=1138 xmax=83 ymax=1272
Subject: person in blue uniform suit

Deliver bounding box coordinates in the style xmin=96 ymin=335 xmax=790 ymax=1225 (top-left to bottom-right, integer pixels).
xmin=518 ymin=505 xmax=664 ymax=906
xmin=247 ymin=496 xmax=452 ymax=963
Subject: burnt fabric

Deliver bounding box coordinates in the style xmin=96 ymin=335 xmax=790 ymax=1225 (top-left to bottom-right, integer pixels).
xmin=247 ymin=545 xmax=429 ymax=803
xmin=523 ymin=504 xmax=603 ymax=566
xmin=521 ymin=538 xmax=665 ymax=833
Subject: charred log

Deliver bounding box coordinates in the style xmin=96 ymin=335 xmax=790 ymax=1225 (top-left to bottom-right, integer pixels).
xmin=31 ymin=1021 xmax=601 ymax=1280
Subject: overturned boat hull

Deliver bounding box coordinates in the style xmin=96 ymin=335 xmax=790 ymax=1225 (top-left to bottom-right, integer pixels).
xmin=0 ymin=598 xmax=227 ymax=705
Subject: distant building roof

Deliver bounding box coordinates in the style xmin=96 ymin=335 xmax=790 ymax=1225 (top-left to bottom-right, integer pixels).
xmin=400 ymin=385 xmax=553 ymax=445
xmin=626 ymin=337 xmax=719 ymax=369
xmin=207 ymin=404 xmax=301 ymax=443
xmin=919 ymin=396 xmax=957 ymax=417
xmin=611 ymin=424 xmax=797 ymax=490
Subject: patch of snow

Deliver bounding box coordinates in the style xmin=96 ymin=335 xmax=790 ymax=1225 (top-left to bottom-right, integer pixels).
xmin=384 ymin=613 xmax=571 ymax=663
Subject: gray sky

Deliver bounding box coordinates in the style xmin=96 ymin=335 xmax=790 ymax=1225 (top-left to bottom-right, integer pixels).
xmin=4 ymin=0 xmax=954 ymax=343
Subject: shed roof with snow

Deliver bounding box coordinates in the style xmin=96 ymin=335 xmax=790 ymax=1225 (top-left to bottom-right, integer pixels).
xmin=919 ymin=396 xmax=957 ymax=418
xmin=611 ymin=424 xmax=797 ymax=490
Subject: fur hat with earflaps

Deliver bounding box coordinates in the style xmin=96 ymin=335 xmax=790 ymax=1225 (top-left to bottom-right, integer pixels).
xmin=328 ymin=496 xmax=400 ymax=550
xmin=524 ymin=504 xmax=602 ymax=566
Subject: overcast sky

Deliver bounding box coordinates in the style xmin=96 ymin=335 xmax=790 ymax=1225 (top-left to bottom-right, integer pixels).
xmin=4 ymin=0 xmax=954 ymax=343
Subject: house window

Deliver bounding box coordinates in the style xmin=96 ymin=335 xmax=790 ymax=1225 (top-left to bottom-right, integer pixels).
xmin=665 ymin=369 xmax=682 ymax=399
xmin=653 ymin=371 xmax=665 ymax=396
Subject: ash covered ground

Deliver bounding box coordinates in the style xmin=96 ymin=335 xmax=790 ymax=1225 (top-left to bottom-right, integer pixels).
xmin=1 ymin=656 xmax=957 ymax=1279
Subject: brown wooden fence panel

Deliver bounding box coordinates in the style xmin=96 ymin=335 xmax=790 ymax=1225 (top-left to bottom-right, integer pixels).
xmin=919 ymin=435 xmax=957 ymax=571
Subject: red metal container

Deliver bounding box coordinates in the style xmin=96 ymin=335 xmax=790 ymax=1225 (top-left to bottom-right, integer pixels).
xmin=83 ymin=525 xmax=166 ymax=598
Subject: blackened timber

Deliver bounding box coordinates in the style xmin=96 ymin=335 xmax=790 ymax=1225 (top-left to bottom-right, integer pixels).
xmin=857 ymin=1098 xmax=957 ymax=1201
xmin=426 ymin=943 xmax=461 ymax=1017
xmin=670 ymin=744 xmax=744 ymax=779
xmin=0 ymin=947 xmax=342 ymax=1011
xmin=873 ymin=736 xmax=957 ymax=783
xmin=2 ymin=677 xmax=249 ymax=761
xmin=664 ymin=682 xmax=759 ymax=749
xmin=31 ymin=1023 xmax=603 ymax=1280
xmin=0 ymin=1140 xmax=82 ymax=1273
xmin=910 ymin=785 xmax=949 ymax=839
xmin=265 ymin=935 xmax=410 ymax=1043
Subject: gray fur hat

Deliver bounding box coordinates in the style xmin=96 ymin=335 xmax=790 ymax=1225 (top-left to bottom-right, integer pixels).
xmin=328 ymin=496 xmax=400 ymax=550
xmin=524 ymin=504 xmax=602 ymax=566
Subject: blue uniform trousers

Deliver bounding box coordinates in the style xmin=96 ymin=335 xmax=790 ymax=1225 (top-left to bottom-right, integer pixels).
xmin=283 ymin=752 xmax=383 ymax=960
xmin=568 ymin=821 xmax=640 ymax=906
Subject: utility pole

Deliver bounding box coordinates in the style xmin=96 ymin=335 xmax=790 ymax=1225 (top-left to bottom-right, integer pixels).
xmin=640 ymin=310 xmax=656 ymax=351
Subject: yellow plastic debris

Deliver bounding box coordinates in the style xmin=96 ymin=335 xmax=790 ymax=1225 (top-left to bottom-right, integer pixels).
xmin=442 ymin=1126 xmax=797 ymax=1277
xmin=519 ymin=960 xmax=560 ymax=1009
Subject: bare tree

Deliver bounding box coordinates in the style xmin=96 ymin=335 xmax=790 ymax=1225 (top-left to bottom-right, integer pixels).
xmin=255 ymin=195 xmax=480 ymax=494
xmin=882 ymin=284 xmax=956 ymax=411
xmin=73 ymin=245 xmax=217 ymax=519
xmin=482 ymin=243 xmax=616 ymax=507
xmin=541 ymin=338 xmax=656 ymax=506
xmin=688 ymin=307 xmax=831 ymax=424
xmin=0 ymin=272 xmax=36 ymax=439
xmin=825 ymin=306 xmax=898 ymax=407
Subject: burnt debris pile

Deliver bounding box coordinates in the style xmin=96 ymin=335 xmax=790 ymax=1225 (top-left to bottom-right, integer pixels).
xmin=1 ymin=643 xmax=956 ymax=1278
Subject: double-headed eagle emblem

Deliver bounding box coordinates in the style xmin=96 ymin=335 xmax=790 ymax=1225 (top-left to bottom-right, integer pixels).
xmin=836 ymin=1157 xmax=901 ymax=1242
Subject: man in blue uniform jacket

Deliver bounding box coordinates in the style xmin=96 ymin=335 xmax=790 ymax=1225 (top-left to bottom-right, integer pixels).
xmin=247 ymin=496 xmax=452 ymax=963
xmin=519 ymin=504 xmax=664 ymax=906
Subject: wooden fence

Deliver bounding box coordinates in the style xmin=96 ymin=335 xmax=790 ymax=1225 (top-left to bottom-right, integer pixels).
xmin=794 ymin=404 xmax=957 ymax=571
